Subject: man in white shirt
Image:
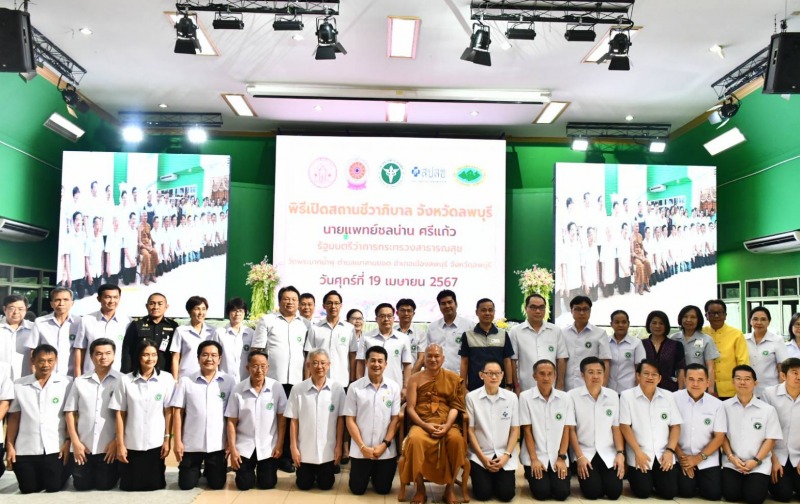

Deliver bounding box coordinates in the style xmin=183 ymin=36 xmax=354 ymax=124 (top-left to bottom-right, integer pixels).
xmin=356 ymin=303 xmax=413 ymax=399
xmin=299 ymin=292 xmax=316 ymax=323
xmin=73 ymin=284 xmax=131 ymax=375
xmin=344 ymin=345 xmax=401 ymax=495
xmin=170 ymin=340 xmax=236 ymax=490
xmin=65 ymin=337 xmax=121 ymax=490
xmin=562 ymin=296 xmax=611 ymax=391
xmin=104 ymin=216 xmax=124 ymax=286
xmin=395 ymin=298 xmax=424 ymax=372
xmin=0 ymin=360 xmax=14 ymax=479
xmin=121 ymin=211 xmax=138 ymax=285
xmin=568 ymin=356 xmax=625 ymax=500
xmin=304 ymin=290 xmax=357 ymax=387
xmin=285 ymin=348 xmax=346 ymax=491
xmin=720 ymin=364 xmax=782 ymax=504
xmin=85 ymin=216 xmax=105 ymax=295
xmin=1 ymin=294 xmax=32 ymax=379
xmin=6 ymin=344 xmax=73 ymax=493
xmin=519 ymin=359 xmax=574 ymax=501
xmin=760 ymin=358 xmax=800 ymax=502
xmin=421 ymin=290 xmax=473 ymax=374
xmin=226 ymin=351 xmax=287 ymax=490
xmin=608 ymin=309 xmax=646 ymax=393
xmin=674 ymin=363 xmax=726 ymax=500
xmin=510 ymin=293 xmax=568 ymax=392
xmin=26 ymin=287 xmax=80 ymax=377
xmin=466 ymin=359 xmax=519 ymax=502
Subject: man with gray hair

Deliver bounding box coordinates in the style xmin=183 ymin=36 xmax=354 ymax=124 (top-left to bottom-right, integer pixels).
xmin=24 ymin=287 xmax=80 ymax=377
xmin=285 ymin=348 xmax=345 ymax=491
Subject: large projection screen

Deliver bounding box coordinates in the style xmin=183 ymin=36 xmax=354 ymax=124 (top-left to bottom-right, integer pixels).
xmin=274 ymin=136 xmax=506 ymax=321
xmin=554 ymin=163 xmax=717 ymax=327
xmin=58 ymin=152 xmax=231 ymax=318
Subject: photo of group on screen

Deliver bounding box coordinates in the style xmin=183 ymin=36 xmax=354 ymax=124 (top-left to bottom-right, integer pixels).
xmin=57 ymin=182 xmax=229 ymax=299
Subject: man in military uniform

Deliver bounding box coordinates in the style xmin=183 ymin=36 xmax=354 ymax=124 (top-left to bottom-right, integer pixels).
xmin=121 ymin=292 xmax=178 ymax=373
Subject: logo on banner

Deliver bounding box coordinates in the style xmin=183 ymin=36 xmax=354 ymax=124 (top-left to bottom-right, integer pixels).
xmin=347 ymin=160 xmax=368 ymax=190
xmin=308 ymin=157 xmax=337 ymax=188
xmin=455 ymin=166 xmax=484 ymax=185
xmin=411 ymin=165 xmax=447 ymax=182
xmin=380 ymin=161 xmax=403 ymax=186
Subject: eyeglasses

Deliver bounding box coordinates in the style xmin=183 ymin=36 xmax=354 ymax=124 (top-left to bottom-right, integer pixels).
xmin=640 ymin=371 xmax=660 ymax=378
xmin=324 ymin=301 xmax=342 ymax=307
xmin=349 ymin=317 xmax=364 ymax=322
xmin=4 ymin=307 xmax=26 ymax=312
xmin=572 ymin=307 xmax=591 ymax=313
xmin=528 ymin=305 xmax=546 ymax=311
xmin=377 ymin=314 xmax=394 ymax=320
xmin=230 ymin=309 xmax=245 ymax=314
xmin=481 ymin=371 xmax=503 ymax=377
xmin=249 ymin=365 xmax=268 ymax=371
xmin=707 ymin=311 xmax=725 ymax=317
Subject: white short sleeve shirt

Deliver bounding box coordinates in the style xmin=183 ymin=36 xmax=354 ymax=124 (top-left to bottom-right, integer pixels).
xmin=169 ymin=371 xmax=235 ymax=453
xmin=357 ymin=330 xmax=413 ymax=388
xmin=63 ymin=370 xmax=121 ymax=454
xmin=421 ymin=315 xmax=473 ymax=374
xmin=519 ymin=387 xmax=574 ymax=469
xmin=509 ymin=321 xmax=568 ymax=392
xmin=9 ymin=373 xmax=72 ymax=455
xmin=212 ymin=324 xmax=254 ymax=383
xmin=563 ymin=323 xmax=612 ymax=390
xmin=760 ymin=384 xmax=800 ymax=467
xmin=252 ymin=314 xmax=308 ymax=385
xmin=168 ymin=324 xmax=216 ymax=378
xmin=73 ymin=311 xmax=132 ymax=373
xmin=0 ymin=319 xmax=32 ymax=380
xmin=619 ymin=386 xmax=683 ymax=468
xmin=225 ymin=377 xmax=287 ymax=461
xmin=720 ymin=395 xmax=782 ymax=475
xmin=27 ymin=313 xmax=81 ymax=376
xmin=109 ymin=370 xmax=175 ymax=451
xmin=608 ymin=335 xmax=646 ymax=393
xmin=745 ymin=332 xmax=790 ymax=396
xmin=466 ymin=386 xmax=520 ymax=471
xmin=343 ymin=376 xmax=401 ymax=460
xmin=567 ymin=386 xmax=620 ymax=467
xmin=284 ymin=377 xmax=346 ymax=465
xmin=673 ymin=389 xmax=726 ymax=470
xmin=305 ymin=320 xmax=357 ymax=386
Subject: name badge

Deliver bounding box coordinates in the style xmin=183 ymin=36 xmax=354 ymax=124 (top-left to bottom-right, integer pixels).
xmin=694 ymin=339 xmax=703 ymax=348
xmin=159 ymin=338 xmax=169 ymax=352
xmin=489 ymin=337 xmax=501 ymax=345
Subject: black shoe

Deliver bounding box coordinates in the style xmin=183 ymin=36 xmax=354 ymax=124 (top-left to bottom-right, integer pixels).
xmin=333 ymin=464 xmax=341 ymax=474
xmin=278 ymin=458 xmax=296 ymax=473
xmin=341 ymin=456 xmax=350 ymax=465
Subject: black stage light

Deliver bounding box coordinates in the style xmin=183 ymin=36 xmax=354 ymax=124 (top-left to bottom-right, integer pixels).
xmin=175 ymin=12 xmax=200 ymax=54
xmin=273 ymin=19 xmax=304 ymax=31
xmin=719 ymin=96 xmax=740 ymax=119
xmin=565 ymin=27 xmax=596 ymax=42
xmin=315 ymin=17 xmax=346 ymax=60
xmin=609 ymin=56 xmax=630 ymax=71
xmin=213 ymin=18 xmax=244 ymax=30
xmin=609 ymin=32 xmax=631 ymax=55
xmin=506 ymin=28 xmax=536 ymax=41
xmin=461 ymin=24 xmax=491 ymax=66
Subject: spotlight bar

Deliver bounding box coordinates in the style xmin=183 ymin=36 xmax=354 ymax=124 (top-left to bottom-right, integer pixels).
xmin=567 ymin=122 xmax=671 ymax=140
xmin=469 ymin=1 xmax=635 ymax=26
xmin=565 ymin=27 xmax=596 ymax=42
xmin=118 ymin=111 xmax=223 ymax=129
xmin=506 ymin=27 xmax=537 ymax=40
xmin=273 ymin=19 xmax=304 ymax=30
xmin=175 ymin=1 xmax=340 ymax=16
xmin=213 ymin=18 xmax=244 ymax=30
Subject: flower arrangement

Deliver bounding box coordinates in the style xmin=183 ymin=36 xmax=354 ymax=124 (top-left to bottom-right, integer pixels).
xmin=495 ymin=318 xmax=509 ymax=330
xmin=516 ymin=265 xmax=555 ymax=318
xmin=245 ymin=256 xmax=280 ymax=319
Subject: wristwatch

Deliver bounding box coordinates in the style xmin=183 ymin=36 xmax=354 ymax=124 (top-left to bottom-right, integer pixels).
xmin=753 ymin=457 xmax=762 ymax=466
xmin=558 ymin=453 xmax=567 ymax=460
xmin=699 ymin=452 xmax=708 ymax=461
xmin=382 ymin=439 xmax=392 ymax=449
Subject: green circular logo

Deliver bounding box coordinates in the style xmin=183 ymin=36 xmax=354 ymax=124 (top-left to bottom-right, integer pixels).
xmin=624 ymin=352 xmax=632 ymax=359
xmin=117 ymin=334 xmax=124 ymax=341
xmin=296 ymin=336 xmax=302 ymax=342
xmin=411 ymin=345 xmax=417 ymax=351
xmin=340 ymin=336 xmax=346 ymax=344
xmin=380 ymin=161 xmax=403 ymax=185
xmin=548 ymin=345 xmax=555 ymax=352
xmin=704 ymin=418 xmax=711 ymax=426
xmin=605 ymin=409 xmax=613 ymax=417
xmin=266 ymin=402 xmax=274 ymax=410
xmin=456 ymin=337 xmax=462 ymax=344
xmin=385 ymin=400 xmax=393 ymax=408
xmin=155 ymin=393 xmax=163 ymax=401
xmin=70 ymin=334 xmax=76 ymax=341
xmin=661 ymin=413 xmax=668 ymax=420
xmin=394 ymin=349 xmax=400 ymax=356
xmin=754 ymin=422 xmax=762 ymax=430
xmin=243 ymin=344 xmax=250 ymax=351
xmin=555 ymin=412 xmax=563 ymax=420
xmin=219 ymin=392 xmax=226 ymax=400
xmin=329 ymin=404 xmax=335 ymax=412
xmin=762 ymin=350 xmax=769 ymax=356
xmin=52 ymin=397 xmax=60 ymax=404
xmin=585 ymin=342 xmax=592 ymax=349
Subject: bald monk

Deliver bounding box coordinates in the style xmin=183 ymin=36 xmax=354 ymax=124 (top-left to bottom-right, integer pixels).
xmin=402 ymin=344 xmax=467 ymax=504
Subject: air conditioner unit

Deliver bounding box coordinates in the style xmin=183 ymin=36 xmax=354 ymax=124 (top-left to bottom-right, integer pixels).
xmin=743 ymin=230 xmax=800 ymax=254
xmin=43 ymin=112 xmax=85 ymax=142
xmin=0 ymin=217 xmax=49 ymax=242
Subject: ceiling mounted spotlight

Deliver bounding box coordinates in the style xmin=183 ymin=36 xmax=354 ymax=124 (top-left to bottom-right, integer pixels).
xmin=122 ymin=125 xmax=144 ymax=143
xmin=565 ymin=25 xmax=596 ymax=42
xmin=707 ymin=95 xmax=740 ymax=128
xmin=187 ymin=127 xmax=207 ymax=144
xmin=649 ymin=140 xmax=667 ymax=153
xmin=571 ymin=138 xmax=589 ymax=151
xmin=61 ymin=84 xmax=90 ymax=114
xmin=315 ymin=16 xmax=346 ymax=60
xmin=506 ymin=23 xmax=536 ymax=41
xmin=274 ymin=19 xmax=304 ymax=30
xmin=212 ymin=12 xmax=244 ymax=30
xmin=608 ymin=31 xmax=631 ymax=71
xmin=175 ymin=11 xmax=201 ymax=54
xmin=461 ymin=23 xmax=491 ymax=67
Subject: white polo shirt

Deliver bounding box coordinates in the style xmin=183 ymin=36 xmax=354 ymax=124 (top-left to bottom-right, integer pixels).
xmin=670 ymin=330 xmax=720 ymax=366
xmin=9 ymin=373 xmax=72 ymax=455
xmin=0 ymin=362 xmax=14 ymax=401
xmin=0 ymin=319 xmax=31 ymax=379
xmin=357 ymin=330 xmax=413 ymax=388
xmin=608 ymin=334 xmax=646 ymax=393
xmin=168 ymin=323 xmax=216 ymax=378
xmin=761 ymin=383 xmax=800 ymax=467
xmin=519 ymin=386 xmax=574 ymax=469
xmin=73 ymin=310 xmax=131 ymax=374
xmin=395 ymin=324 xmax=422 ymax=357
xmin=63 ymin=370 xmax=121 ymax=454
xmin=343 ymin=375 xmax=401 ymax=460
xmin=563 ymin=323 xmax=612 ymax=391
xmin=305 ymin=319 xmax=358 ymax=386
xmin=109 ymin=370 xmax=175 ymax=451
xmin=421 ymin=315 xmax=474 ymax=374
xmin=567 ymin=385 xmax=620 ymax=467
xmin=466 ymin=386 xmax=520 ymax=471
xmin=509 ymin=321 xmax=568 ymax=392
xmin=720 ymin=395 xmax=782 ymax=475
xmin=225 ymin=377 xmax=287 ymax=461
xmin=284 ymin=377 xmax=346 ymax=465
xmin=169 ymin=371 xmax=235 ymax=453
xmin=27 ymin=313 xmax=81 ymax=376
xmin=745 ymin=332 xmax=790 ymax=396
xmin=619 ymin=385 xmax=682 ymax=468
xmin=673 ymin=389 xmax=726 ymax=470
xmin=252 ymin=313 xmax=308 ymax=385
xmin=104 ymin=230 xmax=123 ymax=274
xmin=212 ymin=324 xmax=254 ymax=382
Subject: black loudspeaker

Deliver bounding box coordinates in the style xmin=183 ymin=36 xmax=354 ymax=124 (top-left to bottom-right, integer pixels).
xmin=763 ymin=32 xmax=800 ymax=94
xmin=0 ymin=8 xmax=35 ymax=73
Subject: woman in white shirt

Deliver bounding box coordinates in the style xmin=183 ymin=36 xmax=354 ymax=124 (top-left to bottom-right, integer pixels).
xmin=744 ymin=307 xmax=789 ymax=397
xmin=786 ymin=313 xmax=800 ymax=359
xmin=214 ymin=297 xmax=254 ymax=382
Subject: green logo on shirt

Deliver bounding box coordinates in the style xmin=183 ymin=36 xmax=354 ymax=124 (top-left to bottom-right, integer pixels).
xmin=411 ymin=345 xmax=417 ymax=351
xmin=754 ymin=422 xmax=762 ymax=430
xmin=661 ymin=413 xmax=668 ymax=420
xmin=219 ymin=392 xmax=226 ymax=400
xmin=329 ymin=404 xmax=335 ymax=412
xmin=52 ymin=397 xmax=60 ymax=404
xmin=244 ymin=344 xmax=250 ymax=351
xmin=695 ymin=351 xmax=701 ymax=357
xmin=155 ymin=393 xmax=163 ymax=401
xmin=605 ymin=409 xmax=613 ymax=417
xmin=456 ymin=337 xmax=461 ymax=344
xmin=340 ymin=336 xmax=347 ymax=344
xmin=386 ymin=400 xmax=393 ymax=408
xmin=297 ymin=336 xmax=302 ymax=342
xmin=394 ymin=349 xmax=400 ymax=356
xmin=625 ymin=352 xmax=632 ymax=359
xmin=70 ymin=334 xmax=76 ymax=341
xmin=585 ymin=342 xmax=592 ymax=349
xmin=555 ymin=412 xmax=563 ymax=420
xmin=548 ymin=345 xmax=555 ymax=352
xmin=118 ymin=334 xmax=124 ymax=341
xmin=266 ymin=402 xmax=274 ymax=410
xmin=762 ymin=350 xmax=769 ymax=356
xmin=704 ymin=418 xmax=711 ymax=426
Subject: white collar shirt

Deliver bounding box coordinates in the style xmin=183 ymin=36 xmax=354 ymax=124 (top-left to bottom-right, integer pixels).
xmin=28 ymin=313 xmax=81 ymax=376
xmin=466 ymin=386 xmax=520 ymax=471
xmin=761 ymin=383 xmax=800 ymax=467
xmin=787 ymin=341 xmax=800 ymax=359
xmin=73 ymin=311 xmax=131 ymax=373
xmin=284 ymin=377 xmax=346 ymax=465
xmin=343 ymin=376 xmax=401 ymax=460
xmin=563 ymin=323 xmax=612 ymax=390
xmin=225 ymin=377 xmax=287 ymax=461
xmin=509 ymin=321 xmax=568 ymax=392
xmin=357 ymin=330 xmax=413 ymax=387
xmin=9 ymin=373 xmax=72 ymax=455
xmin=305 ymin=319 xmax=357 ymax=386
xmin=109 ymin=371 xmax=175 ymax=451
xmin=670 ymin=330 xmax=720 ymax=366
xmin=212 ymin=324 xmax=254 ymax=383
xmin=745 ymin=332 xmax=790 ymax=395
xmin=0 ymin=319 xmax=32 ymax=379
xmin=673 ymin=389 xmax=726 ymax=470
xmin=63 ymin=370 xmax=121 ymax=454
xmin=169 ymin=323 xmax=216 ymax=378
xmin=169 ymin=371 xmax=235 ymax=453
xmin=567 ymin=386 xmax=620 ymax=467
xmin=395 ymin=324 xmax=422 ymax=355
xmin=519 ymin=386 xmax=574 ymax=469
xmin=619 ymin=385 xmax=682 ymax=468
xmin=252 ymin=313 xmax=308 ymax=385
xmin=0 ymin=363 xmax=13 ymax=401
xmin=422 ymin=315 xmax=473 ymax=374
xmin=721 ymin=395 xmax=782 ymax=475
xmin=608 ymin=334 xmax=646 ymax=393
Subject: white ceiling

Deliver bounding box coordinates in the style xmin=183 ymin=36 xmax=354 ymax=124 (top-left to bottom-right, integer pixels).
xmin=13 ymin=0 xmax=798 ymax=137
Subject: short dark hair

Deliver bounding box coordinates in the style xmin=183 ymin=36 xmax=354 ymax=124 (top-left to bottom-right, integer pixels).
xmin=533 ymin=359 xmax=556 ymax=374
xmin=225 ymin=297 xmax=247 ymax=316
xmin=278 ymin=286 xmax=300 ymax=300
xmin=97 ymin=284 xmax=121 ymax=297
xmin=89 ymin=337 xmax=116 ymax=354
xmin=570 ymin=296 xmax=592 ymax=309
xmin=789 ymin=313 xmax=800 ymax=342
xmin=780 ymin=358 xmax=800 ymax=375
xmin=580 ymin=356 xmax=605 ymax=373
xmin=197 ymin=340 xmax=223 ymax=357
xmin=147 ymin=292 xmax=167 ymax=304
xmin=346 ymin=308 xmax=363 ymax=320
xmin=684 ymin=363 xmax=708 ymax=377
xmin=704 ymin=299 xmax=727 ymax=313
xmin=476 ymin=298 xmax=494 ymax=309
xmin=247 ymin=350 xmax=268 ymax=363
xmin=3 ymin=294 xmax=27 ymax=308
xmin=678 ymin=305 xmax=705 ymax=332
xmin=375 ymin=303 xmax=395 ymax=316
xmin=482 ymin=359 xmax=503 ymax=371
xmin=396 ymin=298 xmax=416 ymax=311
xmin=610 ymin=310 xmax=629 ymax=323
xmin=525 ymin=293 xmax=546 ymax=307
xmin=299 ymin=293 xmax=315 ymax=303
xmin=732 ymin=364 xmax=756 ymax=380
xmin=436 ymin=290 xmax=457 ymax=304
xmin=749 ymin=306 xmax=771 ymax=321
xmin=323 ymin=290 xmax=342 ymax=304
xmin=186 ymin=295 xmax=209 ymax=312
xmin=32 ymin=343 xmax=58 ymax=359
xmin=366 ymin=346 xmax=388 ymax=361
xmin=646 ymin=310 xmax=671 ymax=336
xmin=133 ymin=339 xmax=160 ymax=377
xmin=50 ymin=286 xmax=73 ymax=300
xmin=636 ymin=358 xmax=660 ymax=374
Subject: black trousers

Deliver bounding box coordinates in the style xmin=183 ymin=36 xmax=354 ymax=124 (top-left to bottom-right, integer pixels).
xmin=0 ymin=444 xmax=4 ymax=479
xmin=577 ymin=453 xmax=623 ymax=500
xmin=13 ymin=453 xmax=73 ymax=494
xmin=471 ymin=461 xmax=516 ymax=502
xmin=296 ymin=461 xmax=336 ymax=490
xmin=769 ymin=461 xmax=800 ymax=502
xmin=722 ymin=468 xmax=770 ymax=504
xmin=119 ymin=447 xmax=166 ymax=491
xmin=235 ymin=452 xmax=278 ymax=490
xmin=72 ymin=453 xmax=120 ymax=491
xmin=525 ymin=464 xmax=571 ymax=501
xmin=626 ymin=458 xmax=678 ymax=499
xmin=348 ymin=457 xmax=397 ymax=495
xmin=677 ymin=465 xmax=721 ymax=500
xmin=178 ymin=450 xmax=227 ymax=490
xmin=280 ymin=383 xmax=294 ymax=466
